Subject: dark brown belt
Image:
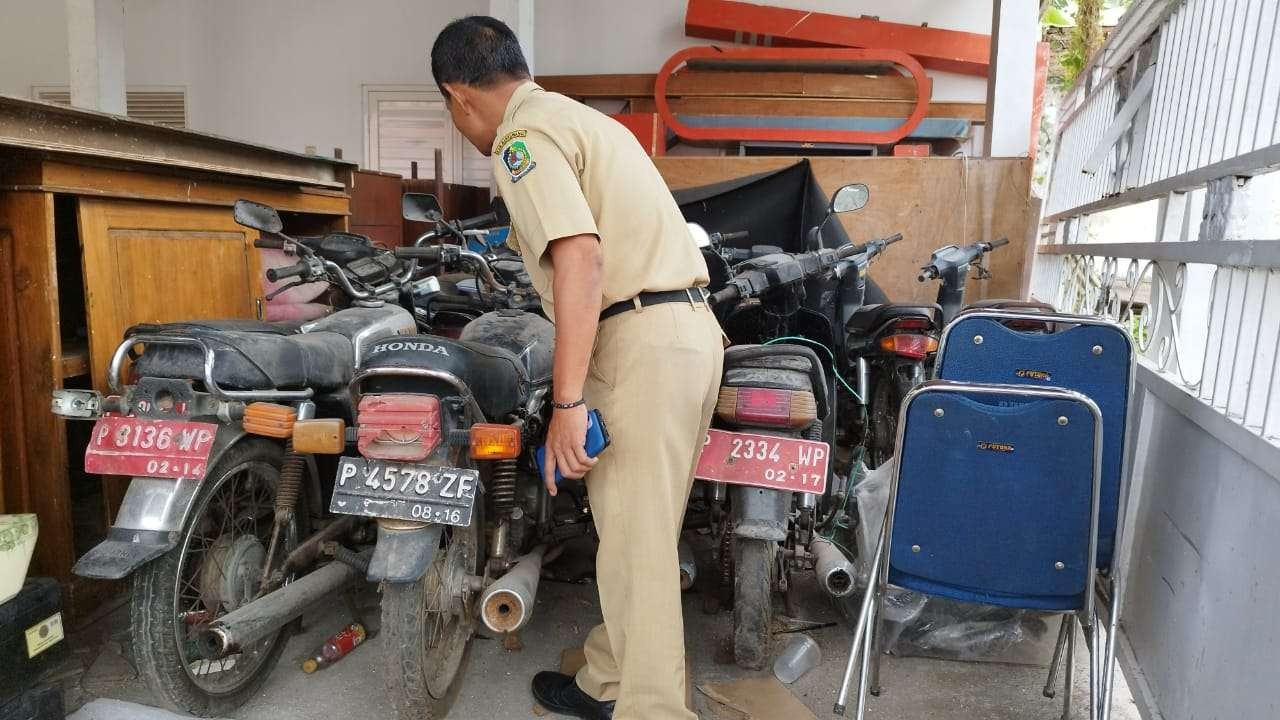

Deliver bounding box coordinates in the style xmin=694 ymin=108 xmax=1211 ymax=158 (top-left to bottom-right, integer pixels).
xmin=599 ymin=288 xmax=709 ymax=322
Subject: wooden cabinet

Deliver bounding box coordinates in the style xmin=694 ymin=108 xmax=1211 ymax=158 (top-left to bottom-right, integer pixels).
xmin=0 ymin=96 xmax=354 ymax=617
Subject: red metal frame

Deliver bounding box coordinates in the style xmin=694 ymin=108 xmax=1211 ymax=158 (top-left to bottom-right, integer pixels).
xmin=685 ymin=0 xmax=991 ymax=77
xmin=654 ymin=46 xmax=930 ymax=145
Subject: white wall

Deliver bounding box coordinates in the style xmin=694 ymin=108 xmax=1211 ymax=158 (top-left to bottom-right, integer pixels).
xmin=0 ymin=0 xmax=991 ymax=165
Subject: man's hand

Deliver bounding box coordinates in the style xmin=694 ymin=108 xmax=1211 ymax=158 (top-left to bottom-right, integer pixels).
xmin=542 ymin=405 xmax=598 ymax=496
xmin=542 ymin=233 xmax=603 ymax=497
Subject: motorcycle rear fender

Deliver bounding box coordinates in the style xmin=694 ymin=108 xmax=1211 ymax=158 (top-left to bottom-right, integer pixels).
xmin=731 ymin=484 xmax=789 ymax=542
xmin=368 ymin=522 xmax=444 ymax=583
xmin=72 ymin=425 xmax=248 ymax=580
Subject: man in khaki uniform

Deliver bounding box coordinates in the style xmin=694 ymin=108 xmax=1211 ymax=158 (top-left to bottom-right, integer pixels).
xmin=431 ymin=17 xmax=723 ymax=720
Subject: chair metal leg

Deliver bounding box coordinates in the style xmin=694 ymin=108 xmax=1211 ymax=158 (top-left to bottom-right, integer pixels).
xmin=854 ymin=595 xmax=876 ymax=720
xmin=870 ymin=611 xmax=884 ymax=696
xmin=1100 ymin=575 xmax=1123 ymax=720
xmin=1044 ymin=614 xmax=1072 ymax=699
xmin=1061 ymin=615 xmax=1076 ymax=720
xmin=1089 ymin=610 xmax=1102 ymax=720
xmin=834 ymin=527 xmax=887 ymax=715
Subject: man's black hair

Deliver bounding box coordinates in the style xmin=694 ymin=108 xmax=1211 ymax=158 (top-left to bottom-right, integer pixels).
xmin=431 ymin=16 xmax=531 ymax=98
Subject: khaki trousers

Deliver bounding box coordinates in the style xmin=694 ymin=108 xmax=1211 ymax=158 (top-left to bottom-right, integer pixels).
xmin=575 ymin=299 xmax=723 ymax=720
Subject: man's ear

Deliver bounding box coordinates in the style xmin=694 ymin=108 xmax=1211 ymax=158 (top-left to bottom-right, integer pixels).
xmin=442 ymin=83 xmax=473 ymax=114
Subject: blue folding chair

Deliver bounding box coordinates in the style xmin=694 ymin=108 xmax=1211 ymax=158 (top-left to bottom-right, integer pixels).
xmin=834 ymin=381 xmax=1105 ymax=720
xmin=936 ymin=310 xmax=1135 ymax=719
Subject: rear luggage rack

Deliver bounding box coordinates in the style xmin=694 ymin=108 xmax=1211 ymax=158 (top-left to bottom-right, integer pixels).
xmin=110 ymin=333 xmax=314 ymax=402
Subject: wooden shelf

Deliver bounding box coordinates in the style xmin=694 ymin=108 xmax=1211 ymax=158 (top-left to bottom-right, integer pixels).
xmin=61 ymin=340 xmax=89 ymax=378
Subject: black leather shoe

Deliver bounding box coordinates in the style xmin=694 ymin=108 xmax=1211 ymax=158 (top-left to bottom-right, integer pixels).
xmin=531 ymin=671 xmax=615 ymax=720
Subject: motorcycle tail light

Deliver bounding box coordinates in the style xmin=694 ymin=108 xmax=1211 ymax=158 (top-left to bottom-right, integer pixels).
xmin=243 ymin=403 xmax=297 ymax=438
xmin=470 ymin=423 xmax=521 ymax=460
xmin=880 ymin=334 xmax=939 ymax=359
xmin=716 ymin=387 xmax=817 ymax=429
xmin=356 ymin=394 xmax=442 ymax=462
xmin=892 ymin=317 xmax=933 ymax=331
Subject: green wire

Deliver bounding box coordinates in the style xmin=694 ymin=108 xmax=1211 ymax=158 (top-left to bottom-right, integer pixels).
xmin=759 ymin=334 xmax=868 ymax=554
xmin=761 ymin=335 xmax=864 ymax=404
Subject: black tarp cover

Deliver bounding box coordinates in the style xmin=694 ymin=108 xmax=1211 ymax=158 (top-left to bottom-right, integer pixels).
xmin=672 ymin=159 xmax=851 ymax=255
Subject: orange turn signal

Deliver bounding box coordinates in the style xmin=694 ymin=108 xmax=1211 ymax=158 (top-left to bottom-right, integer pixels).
xmin=292 ymin=418 xmax=346 ymax=454
xmin=243 ymin=403 xmax=296 ymax=438
xmin=470 ymin=423 xmax=521 ymax=460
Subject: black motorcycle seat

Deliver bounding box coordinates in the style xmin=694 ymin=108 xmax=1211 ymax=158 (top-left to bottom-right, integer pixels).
xmin=132 ymin=328 xmax=354 ymax=392
xmin=844 ymin=303 xmax=943 ymax=335
xmin=360 ymin=335 xmax=531 ymax=421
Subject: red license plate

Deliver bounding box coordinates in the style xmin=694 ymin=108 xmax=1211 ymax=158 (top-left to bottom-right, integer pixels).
xmin=695 ymin=429 xmax=829 ymax=495
xmin=84 ymin=416 xmax=217 ymax=479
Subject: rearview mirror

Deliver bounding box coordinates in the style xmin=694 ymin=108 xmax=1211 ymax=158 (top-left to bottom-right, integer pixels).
xmin=233 ymin=199 xmax=283 ymax=234
xmin=490 ymin=197 xmax=510 ymax=226
xmin=831 ymin=183 xmax=870 ymax=214
xmin=402 ymin=193 xmax=443 ymax=222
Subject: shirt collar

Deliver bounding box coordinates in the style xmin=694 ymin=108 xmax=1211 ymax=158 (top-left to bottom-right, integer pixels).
xmin=502 ymin=80 xmax=542 ymax=124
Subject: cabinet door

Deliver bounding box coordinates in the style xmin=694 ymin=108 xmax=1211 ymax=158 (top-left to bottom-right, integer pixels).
xmin=78 ymin=199 xmax=264 ymax=390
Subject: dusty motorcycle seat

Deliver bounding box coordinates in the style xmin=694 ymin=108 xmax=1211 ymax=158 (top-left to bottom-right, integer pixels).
xmin=361 ymin=336 xmax=532 ymax=421
xmin=130 ymin=325 xmax=354 ymax=392
xmin=844 ymin=303 xmax=943 ymax=334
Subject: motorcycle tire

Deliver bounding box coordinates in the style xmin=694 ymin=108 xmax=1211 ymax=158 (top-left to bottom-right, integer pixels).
xmin=130 ymin=438 xmax=298 ymax=717
xmin=733 ymin=538 xmax=776 ymax=669
xmin=381 ymin=509 xmax=484 ymax=720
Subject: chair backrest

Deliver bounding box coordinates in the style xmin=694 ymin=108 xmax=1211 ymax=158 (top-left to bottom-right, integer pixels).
xmin=886 ymin=382 xmax=1102 ymax=612
xmin=935 ymin=311 xmax=1133 ymax=569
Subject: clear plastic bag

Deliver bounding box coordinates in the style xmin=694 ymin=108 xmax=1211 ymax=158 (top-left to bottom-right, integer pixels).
xmin=850 ymin=458 xmax=1048 ymax=660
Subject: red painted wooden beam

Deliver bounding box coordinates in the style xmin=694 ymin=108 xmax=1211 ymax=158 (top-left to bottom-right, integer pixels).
xmin=685 ymin=0 xmax=992 ymax=77
xmin=655 ymin=46 xmax=930 ymax=145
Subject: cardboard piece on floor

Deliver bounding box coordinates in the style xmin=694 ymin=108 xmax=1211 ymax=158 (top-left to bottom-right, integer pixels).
xmin=558 ymin=647 xmax=695 ymax=711
xmin=698 ymin=677 xmax=819 ymax=720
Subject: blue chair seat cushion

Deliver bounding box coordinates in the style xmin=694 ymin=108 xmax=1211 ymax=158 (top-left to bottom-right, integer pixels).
xmin=888 ymin=392 xmax=1095 ymax=608
xmin=937 ymin=318 xmax=1130 ymax=568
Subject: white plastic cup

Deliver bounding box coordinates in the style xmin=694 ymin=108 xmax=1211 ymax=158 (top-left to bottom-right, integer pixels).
xmin=773 ymin=633 xmax=821 ymax=684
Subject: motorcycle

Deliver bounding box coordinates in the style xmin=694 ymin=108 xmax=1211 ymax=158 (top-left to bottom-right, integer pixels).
xmin=845 ymin=237 xmax=1054 ymax=466
xmin=287 ymin=192 xmax=579 ymax=719
xmin=698 ymin=183 xmax=903 ymax=668
xmin=49 ymin=200 xmax=429 ymax=716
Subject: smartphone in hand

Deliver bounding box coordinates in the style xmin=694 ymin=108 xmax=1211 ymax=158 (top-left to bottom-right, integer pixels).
xmin=536 ymin=409 xmax=611 ymax=486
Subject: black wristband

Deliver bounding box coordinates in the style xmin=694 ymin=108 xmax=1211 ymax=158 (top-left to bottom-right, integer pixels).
xmin=552 ymin=398 xmax=586 ymax=410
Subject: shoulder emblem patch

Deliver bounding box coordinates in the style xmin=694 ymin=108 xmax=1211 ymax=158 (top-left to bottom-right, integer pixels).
xmin=501 ymin=136 xmax=536 ymax=183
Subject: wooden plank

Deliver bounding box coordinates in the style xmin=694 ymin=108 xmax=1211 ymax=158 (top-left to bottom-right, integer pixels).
xmin=78 ymin=199 xmax=266 ymax=395
xmin=653 ymin=157 xmax=1035 ymax=304
xmin=0 ymin=191 xmax=75 ymax=580
xmin=685 ymin=0 xmax=991 ymax=76
xmin=3 ymin=160 xmax=350 ymax=215
xmin=629 ymin=96 xmax=984 ymax=121
xmin=539 ymin=70 xmax=921 ymax=101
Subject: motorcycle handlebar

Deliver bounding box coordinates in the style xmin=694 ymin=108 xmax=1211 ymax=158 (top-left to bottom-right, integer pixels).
xmin=709 ymin=286 xmax=740 ymax=306
xmin=266 ymin=261 xmax=309 ymax=283
xmin=985 ymin=237 xmax=1010 ymax=250
xmin=394 ymin=246 xmax=443 ymax=262
xmin=457 ymin=211 xmax=498 ymax=231
xmin=884 ymin=233 xmax=904 ymax=246
xmin=254 ymin=238 xmax=286 ymax=250
xmin=718 ymin=230 xmax=750 ymax=243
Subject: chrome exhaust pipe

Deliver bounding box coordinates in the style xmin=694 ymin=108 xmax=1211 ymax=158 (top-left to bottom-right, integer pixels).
xmin=678 ymin=538 xmax=697 ymax=591
xmin=811 ymin=537 xmax=856 ymax=598
xmin=195 ymin=557 xmax=361 ymax=659
xmin=480 ymin=545 xmax=546 ymax=634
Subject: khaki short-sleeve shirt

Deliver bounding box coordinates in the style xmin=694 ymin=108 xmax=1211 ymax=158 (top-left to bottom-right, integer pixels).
xmin=491 ymin=82 xmax=708 ymax=321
